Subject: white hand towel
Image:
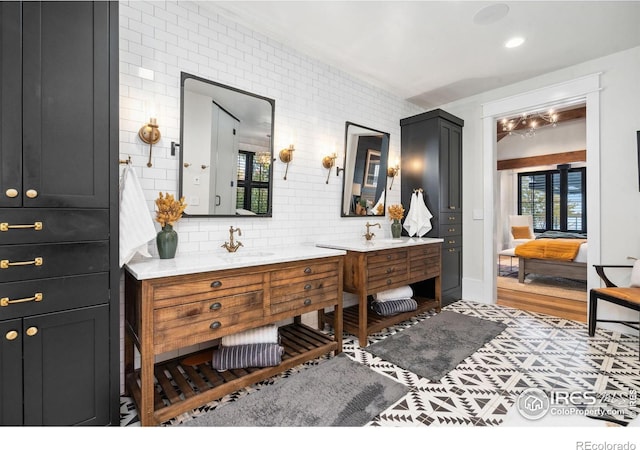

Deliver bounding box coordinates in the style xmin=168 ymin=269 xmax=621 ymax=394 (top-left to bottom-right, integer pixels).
xmin=119 ymin=165 xmax=156 ymax=267
xmin=403 ymin=192 xmax=418 ymax=237
xmin=415 ymin=190 xmax=433 ymax=237
xmin=221 ymin=324 xmax=279 ymax=346
xmin=373 ymin=285 xmax=414 ymax=302
xmin=370 ymin=191 xmax=385 ymax=215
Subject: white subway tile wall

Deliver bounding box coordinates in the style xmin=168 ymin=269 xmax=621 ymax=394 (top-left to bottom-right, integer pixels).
xmin=118 ymin=1 xmax=423 ymax=391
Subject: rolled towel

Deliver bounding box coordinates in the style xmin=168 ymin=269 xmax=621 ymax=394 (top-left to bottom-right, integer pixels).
xmin=221 ymin=324 xmax=279 ymax=347
xmin=211 ymin=343 xmax=284 ymax=371
xmin=370 ymin=298 xmax=418 ymax=316
xmin=373 ymin=285 xmax=414 ymax=302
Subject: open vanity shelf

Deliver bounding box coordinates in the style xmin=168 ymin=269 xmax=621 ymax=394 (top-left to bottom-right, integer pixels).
xmin=317 ymin=238 xmax=443 ymax=346
xmin=124 ymin=247 xmax=344 ymax=426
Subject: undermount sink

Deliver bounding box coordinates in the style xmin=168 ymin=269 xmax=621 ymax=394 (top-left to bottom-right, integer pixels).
xmin=219 ymin=251 xmax=275 ymax=260
xmin=371 ymin=239 xmax=404 ymax=244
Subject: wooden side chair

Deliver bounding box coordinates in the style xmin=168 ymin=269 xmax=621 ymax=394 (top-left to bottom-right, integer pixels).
xmin=589 ymin=264 xmax=640 ymax=358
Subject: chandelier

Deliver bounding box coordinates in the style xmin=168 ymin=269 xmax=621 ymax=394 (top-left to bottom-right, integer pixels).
xmin=501 ymin=110 xmax=559 ymax=138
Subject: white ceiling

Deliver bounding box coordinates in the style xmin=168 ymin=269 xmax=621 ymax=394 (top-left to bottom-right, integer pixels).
xmin=206 ymin=1 xmax=640 ymax=108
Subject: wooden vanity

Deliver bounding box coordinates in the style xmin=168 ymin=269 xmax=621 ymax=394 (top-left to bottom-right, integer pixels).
xmin=317 ymin=238 xmax=442 ymax=346
xmin=124 ymin=247 xmax=344 ymax=426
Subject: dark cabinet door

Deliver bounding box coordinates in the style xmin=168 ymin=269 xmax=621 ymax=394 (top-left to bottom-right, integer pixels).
xmin=0 ymin=318 xmax=23 ymax=425
xmin=0 ymin=2 xmax=22 ymax=208
xmin=440 ymin=120 xmax=462 ymax=213
xmin=21 ymin=1 xmax=111 ymax=208
xmin=22 ymin=305 xmax=110 ymax=426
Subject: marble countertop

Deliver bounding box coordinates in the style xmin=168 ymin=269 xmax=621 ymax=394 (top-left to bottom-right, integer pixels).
xmin=315 ymin=236 xmax=444 ymax=252
xmin=125 ymin=244 xmax=346 ymax=280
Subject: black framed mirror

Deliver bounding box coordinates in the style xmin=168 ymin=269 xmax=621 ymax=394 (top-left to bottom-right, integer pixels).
xmin=179 ymin=72 xmax=274 ymax=217
xmin=341 ymin=122 xmax=390 ymax=217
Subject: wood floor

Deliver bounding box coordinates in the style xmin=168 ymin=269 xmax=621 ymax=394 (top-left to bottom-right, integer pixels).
xmin=497 ymin=285 xmax=587 ymax=322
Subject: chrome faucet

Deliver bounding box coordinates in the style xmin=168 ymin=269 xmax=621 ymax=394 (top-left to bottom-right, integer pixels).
xmin=364 ymin=222 xmax=381 ymax=241
xmin=222 ymin=226 xmax=243 ymax=252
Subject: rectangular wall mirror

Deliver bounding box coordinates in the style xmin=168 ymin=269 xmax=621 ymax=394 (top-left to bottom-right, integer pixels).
xmin=341 ymin=122 xmax=390 ymax=217
xmin=179 ymin=72 xmax=275 ymax=217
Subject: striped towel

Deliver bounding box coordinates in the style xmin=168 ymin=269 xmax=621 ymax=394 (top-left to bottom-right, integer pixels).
xmin=370 ymin=298 xmax=418 ymax=316
xmin=211 ymin=343 xmax=284 ymax=371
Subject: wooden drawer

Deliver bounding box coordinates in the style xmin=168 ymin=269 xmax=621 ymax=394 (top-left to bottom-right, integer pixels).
xmin=0 ymin=209 xmax=109 ymax=245
xmin=270 ymin=260 xmax=338 ymax=285
xmin=154 ymin=291 xmax=264 ymax=336
xmin=0 ymin=241 xmax=109 ymax=282
xmin=153 ymin=272 xmax=264 ymax=308
xmin=367 ymin=263 xmax=408 ymax=281
xmin=0 ymin=273 xmax=109 ymax=320
xmin=408 ymin=244 xmax=441 ymax=259
xmin=367 ymin=249 xmax=408 ymax=268
xmin=409 ymin=256 xmax=441 ymax=280
xmin=270 ymin=276 xmax=338 ymax=315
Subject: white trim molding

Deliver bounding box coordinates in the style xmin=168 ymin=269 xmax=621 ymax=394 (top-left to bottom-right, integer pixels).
xmin=481 ymin=73 xmax=601 ymax=303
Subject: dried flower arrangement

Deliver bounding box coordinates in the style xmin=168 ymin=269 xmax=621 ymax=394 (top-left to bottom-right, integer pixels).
xmin=155 ymin=192 xmax=187 ymax=228
xmin=388 ymin=204 xmax=404 ymax=221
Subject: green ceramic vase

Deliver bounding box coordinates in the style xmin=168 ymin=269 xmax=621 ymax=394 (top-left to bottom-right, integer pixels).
xmin=156 ymin=224 xmax=178 ymax=259
xmin=391 ymin=219 xmax=402 ymax=239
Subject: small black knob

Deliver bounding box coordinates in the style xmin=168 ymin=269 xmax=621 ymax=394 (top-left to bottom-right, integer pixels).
xmin=303 ymin=298 xmax=312 ymax=306
xmin=304 ymin=267 xmax=312 ymax=274
xmin=210 ymin=302 xmax=222 ymax=310
xmin=210 ymin=321 xmax=221 ymax=329
xmin=211 ymin=280 xmax=222 ymax=288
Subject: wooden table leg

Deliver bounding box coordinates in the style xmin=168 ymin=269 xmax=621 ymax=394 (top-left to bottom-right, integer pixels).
xmin=358 ymin=291 xmax=368 ymax=347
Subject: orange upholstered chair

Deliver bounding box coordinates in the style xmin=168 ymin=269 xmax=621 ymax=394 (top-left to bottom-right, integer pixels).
xmin=589 ymin=264 xmax=640 ymax=358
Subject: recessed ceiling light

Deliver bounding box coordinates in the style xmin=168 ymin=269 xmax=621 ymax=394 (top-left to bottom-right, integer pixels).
xmin=473 ymin=3 xmax=510 ymax=25
xmin=505 ymin=37 xmax=525 ymax=49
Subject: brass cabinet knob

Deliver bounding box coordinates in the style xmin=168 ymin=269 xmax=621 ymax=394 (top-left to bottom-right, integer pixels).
xmin=5 ymin=188 xmax=18 ymax=198
xmin=26 ymin=189 xmax=38 ymax=199
xmin=5 ymin=330 xmax=18 ymax=341
xmin=25 ymin=326 xmax=38 ymax=337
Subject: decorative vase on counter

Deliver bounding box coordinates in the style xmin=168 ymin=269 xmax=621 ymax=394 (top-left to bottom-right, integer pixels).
xmin=157 ymin=224 xmax=178 ymax=259
xmin=391 ymin=219 xmax=402 ymax=239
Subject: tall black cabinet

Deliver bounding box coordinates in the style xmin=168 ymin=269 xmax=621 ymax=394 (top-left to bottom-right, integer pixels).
xmin=0 ymin=2 xmax=119 ymax=425
xmin=400 ymin=109 xmax=463 ymax=304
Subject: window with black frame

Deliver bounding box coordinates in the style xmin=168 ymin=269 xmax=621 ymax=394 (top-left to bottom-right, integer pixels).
xmin=236 ymin=151 xmax=270 ymax=214
xmin=518 ymin=166 xmax=586 ymax=233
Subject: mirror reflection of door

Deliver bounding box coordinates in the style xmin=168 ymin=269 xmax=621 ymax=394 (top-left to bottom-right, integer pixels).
xmin=180 ymin=72 xmax=274 ymax=217
xmin=341 ymin=122 xmax=390 ymax=217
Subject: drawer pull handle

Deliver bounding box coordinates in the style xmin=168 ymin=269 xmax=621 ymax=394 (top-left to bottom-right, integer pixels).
xmin=448 ymin=240 xmax=456 ymax=244
xmin=26 ymin=326 xmax=38 ymax=337
xmin=449 ymin=206 xmax=456 ymax=210
xmin=5 ymin=330 xmax=18 ymax=341
xmin=209 ymin=302 xmax=222 ymax=311
xmin=1 ymin=292 xmax=43 ymax=307
xmin=0 ymin=221 xmax=43 ymax=232
xmin=0 ymin=257 xmax=43 ymax=269
xmin=25 ymin=189 xmax=38 ymax=199
xmin=303 ymin=267 xmax=312 ymax=274
xmin=448 ymin=248 xmax=456 ymax=252
xmin=448 ymin=228 xmax=456 ymax=232
xmin=386 ymin=255 xmax=392 ymax=260
xmin=5 ymin=188 xmax=18 ymax=198
xmin=386 ymin=268 xmax=393 ymax=274
xmin=386 ymin=279 xmax=392 ymax=285
xmin=210 ymin=321 xmax=221 ymax=330
xmin=303 ymin=298 xmax=312 ymax=306
xmin=449 ymin=216 xmax=456 ymax=220
xmin=304 ymin=284 xmax=312 ymax=290
xmin=210 ymin=281 xmax=222 ymax=288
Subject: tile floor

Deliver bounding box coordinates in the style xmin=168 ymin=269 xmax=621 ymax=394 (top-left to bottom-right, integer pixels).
xmin=120 ymin=300 xmax=639 ymax=427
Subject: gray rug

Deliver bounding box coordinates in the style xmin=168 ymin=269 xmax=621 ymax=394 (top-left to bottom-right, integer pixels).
xmin=366 ymin=310 xmax=507 ymax=381
xmin=179 ymin=353 xmax=408 ymax=427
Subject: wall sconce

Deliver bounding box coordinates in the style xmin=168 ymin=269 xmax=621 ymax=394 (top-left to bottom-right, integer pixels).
xmin=279 ymin=145 xmax=295 ymax=180
xmin=139 ymin=118 xmax=161 ymax=167
xmin=387 ymin=164 xmax=400 ymax=190
xmin=322 ymin=153 xmax=338 ymax=184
